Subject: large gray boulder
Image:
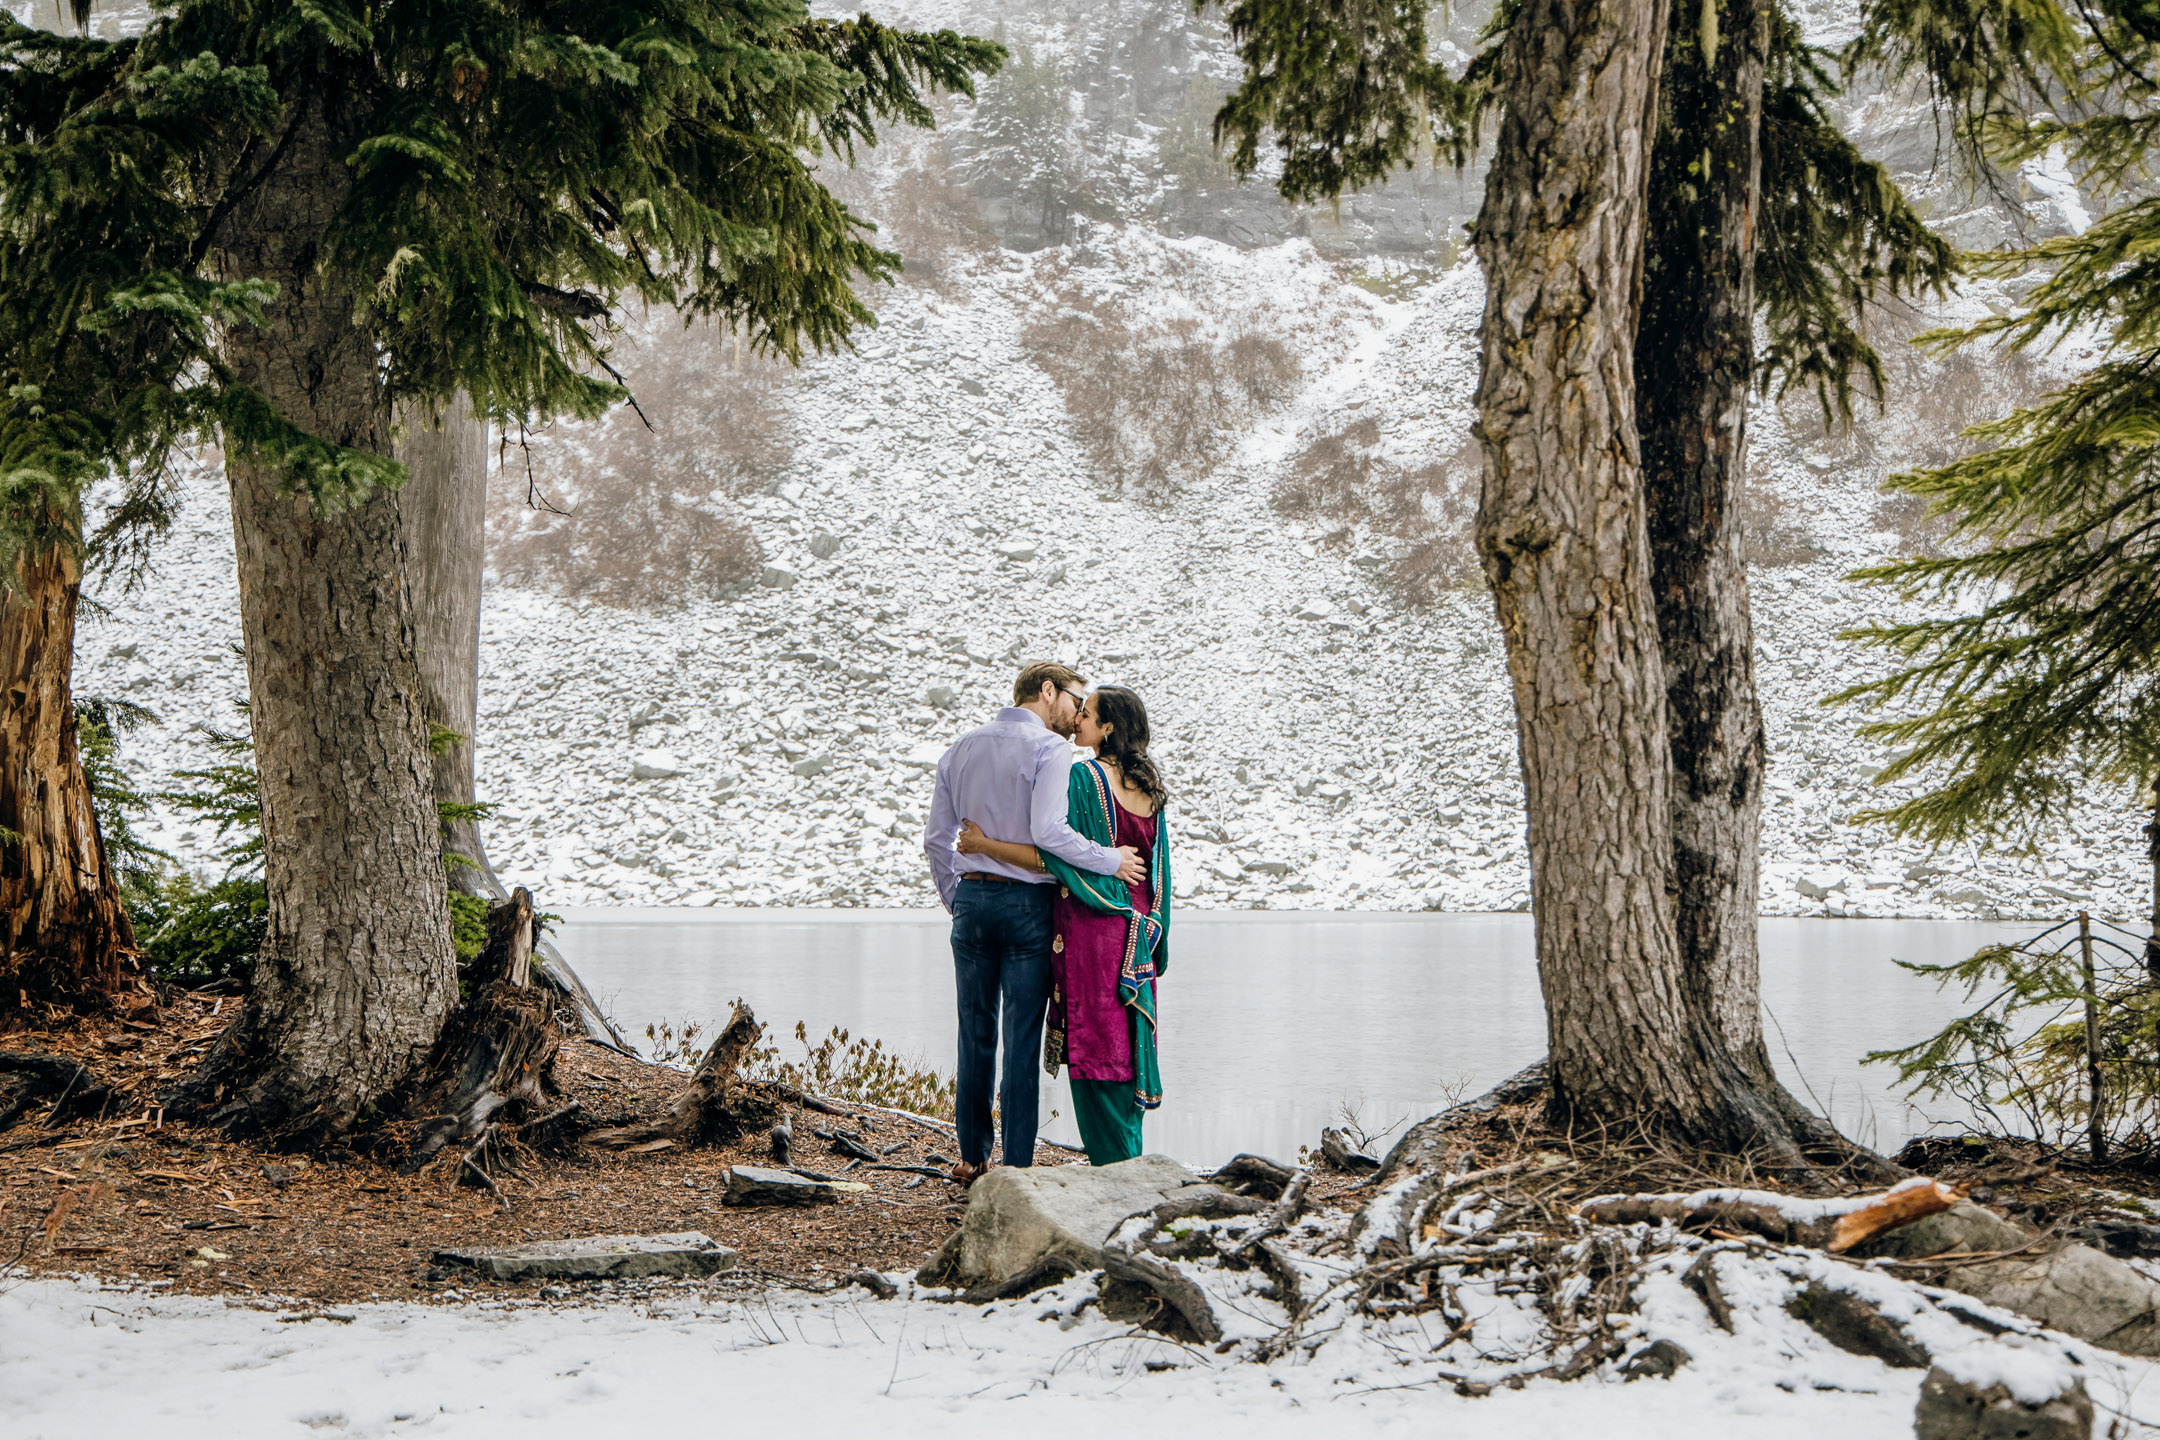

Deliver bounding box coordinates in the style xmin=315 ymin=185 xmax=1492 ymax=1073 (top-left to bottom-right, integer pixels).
xmin=918 ymin=1155 xmax=1210 ymax=1298
xmin=432 ymin=1232 xmax=737 ymax=1282
xmin=1856 ymin=1201 xmax=2160 ymax=1355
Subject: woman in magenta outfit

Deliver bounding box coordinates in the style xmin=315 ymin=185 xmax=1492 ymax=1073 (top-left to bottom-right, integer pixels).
xmin=956 ymin=686 xmax=1170 ymax=1164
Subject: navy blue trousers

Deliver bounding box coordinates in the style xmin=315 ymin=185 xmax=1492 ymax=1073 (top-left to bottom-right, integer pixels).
xmin=949 ymin=879 xmax=1054 ymax=1167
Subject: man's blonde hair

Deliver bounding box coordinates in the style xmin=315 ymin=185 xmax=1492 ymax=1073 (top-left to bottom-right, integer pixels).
xmin=1012 ymin=661 xmax=1086 ymax=707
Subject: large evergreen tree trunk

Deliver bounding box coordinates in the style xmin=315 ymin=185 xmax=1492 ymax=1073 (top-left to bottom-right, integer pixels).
xmin=398 ymin=403 xmax=497 ymax=894
xmin=1638 ymin=0 xmax=1773 ymax=1069
xmin=183 ymin=90 xmax=455 ymax=1135
xmin=0 ymin=536 xmax=136 ymax=1012
xmin=1473 ymin=0 xmax=1838 ymax=1158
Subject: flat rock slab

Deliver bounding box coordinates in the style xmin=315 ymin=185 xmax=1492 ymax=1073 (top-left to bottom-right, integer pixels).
xmin=921 ymin=1155 xmax=1211 ymax=1295
xmin=432 ymin=1233 xmax=737 ymax=1282
xmin=723 ymin=1165 xmax=868 ymax=1206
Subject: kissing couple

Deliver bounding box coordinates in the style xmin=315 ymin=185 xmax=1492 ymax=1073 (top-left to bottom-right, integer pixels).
xmin=923 ymin=662 xmax=1173 ymax=1184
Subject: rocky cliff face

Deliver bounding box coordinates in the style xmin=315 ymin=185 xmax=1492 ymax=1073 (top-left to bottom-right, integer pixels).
xmin=67 ymin=0 xmax=2147 ymax=920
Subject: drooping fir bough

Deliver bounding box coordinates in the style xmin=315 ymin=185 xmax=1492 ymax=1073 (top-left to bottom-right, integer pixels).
xmin=0 ymin=2 xmax=999 ymax=1135
xmin=1835 ymin=0 xmax=2160 ymax=971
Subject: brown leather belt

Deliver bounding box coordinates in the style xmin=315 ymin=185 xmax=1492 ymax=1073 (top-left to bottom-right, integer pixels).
xmin=961 ymin=872 xmax=1032 ymax=885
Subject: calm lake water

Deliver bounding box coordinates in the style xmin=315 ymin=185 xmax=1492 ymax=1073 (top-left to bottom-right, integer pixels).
xmin=555 ymin=910 xmax=2031 ymax=1167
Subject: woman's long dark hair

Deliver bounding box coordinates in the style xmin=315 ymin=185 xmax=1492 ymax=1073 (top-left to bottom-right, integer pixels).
xmin=1091 ymin=686 xmax=1169 ymax=811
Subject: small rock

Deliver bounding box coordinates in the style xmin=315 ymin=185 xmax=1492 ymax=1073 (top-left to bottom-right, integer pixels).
xmin=809 ymin=532 xmax=844 ymax=560
xmin=1943 ymin=888 xmax=1992 ymax=908
xmin=631 ymin=750 xmax=684 ymax=780
xmin=1242 ymin=859 xmax=1293 ymax=877
xmin=1906 ymin=862 xmax=1951 ymax=882
xmin=1621 ymin=1338 xmax=1691 ymax=1381
xmin=1915 ymin=1357 xmax=2091 ymax=1440
xmin=994 ymin=540 xmax=1037 ymax=562
xmin=1787 ymin=1282 xmax=1929 ymax=1368
xmin=926 ymin=685 xmax=960 ymax=710
xmin=1795 ymin=877 xmax=1843 ymax=901
xmin=958 ymin=378 xmax=987 ymax=396
xmin=790 ymin=755 xmax=832 ymax=778
xmin=1294 ymin=599 xmax=1333 ymax=621
xmin=759 ymin=565 xmax=799 ymax=590
xmin=837 ymin=411 xmax=872 ymax=431
xmin=722 ymin=1165 xmax=866 ymax=1206
xmin=431 ymin=1233 xmax=738 ymax=1282
xmin=901 ymin=742 xmax=946 ymax=771
xmin=259 ymin=1163 xmax=296 ymax=1188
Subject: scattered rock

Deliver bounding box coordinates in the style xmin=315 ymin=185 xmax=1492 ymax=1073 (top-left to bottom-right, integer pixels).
xmin=759 ymin=565 xmax=799 ymax=590
xmin=790 ymin=755 xmax=832 ymax=778
xmin=430 ymin=1233 xmax=738 ymax=1282
xmin=1243 ymin=859 xmax=1294 ymax=877
xmin=1294 ymin=599 xmax=1334 ymax=621
xmin=1795 ymin=877 xmax=1844 ymax=901
xmin=926 ymin=685 xmax=959 ymax=710
xmin=837 ymin=411 xmax=871 ymax=430
xmin=722 ymin=1165 xmax=867 ymax=1206
xmin=809 ymin=532 xmax=844 ymax=560
xmin=2068 ymin=1218 xmax=2160 ymax=1259
xmin=258 ymin=1163 xmax=296 ymax=1188
xmin=993 ymin=540 xmax=1037 ymax=562
xmin=957 ymin=377 xmax=986 ymax=395
xmin=1914 ymin=1355 xmax=2091 ymax=1440
xmin=1943 ymin=888 xmax=1992 ymax=909
xmin=1786 ymin=1282 xmax=1930 ymax=1368
xmin=631 ymin=750 xmax=684 ymax=781
xmin=1621 ymin=1338 xmax=1692 ymax=1380
xmin=917 ymin=1155 xmax=1210 ymax=1298
xmin=847 ymin=1268 xmax=898 ymax=1300
xmin=1319 ymin=1127 xmax=1380 ymax=1172
xmin=1854 ymin=1201 xmax=2160 ymax=1354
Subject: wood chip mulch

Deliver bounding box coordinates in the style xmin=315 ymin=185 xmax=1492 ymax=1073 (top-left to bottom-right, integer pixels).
xmin=1 ymin=993 xmax=1366 ymax=1305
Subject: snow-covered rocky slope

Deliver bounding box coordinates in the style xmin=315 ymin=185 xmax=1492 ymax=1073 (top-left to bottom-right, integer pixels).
xmin=78 ymin=226 xmax=2150 ymax=922
xmin=61 ymin=0 xmax=2154 ymax=923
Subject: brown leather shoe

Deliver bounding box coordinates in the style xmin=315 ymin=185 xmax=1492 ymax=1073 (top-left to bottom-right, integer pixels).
xmin=948 ymin=1160 xmax=990 ymax=1187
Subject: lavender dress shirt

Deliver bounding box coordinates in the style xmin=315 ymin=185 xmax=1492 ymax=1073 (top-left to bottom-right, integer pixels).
xmin=924 ymin=707 xmax=1125 ymax=911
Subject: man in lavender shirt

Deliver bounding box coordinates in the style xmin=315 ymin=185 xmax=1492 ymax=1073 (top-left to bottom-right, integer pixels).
xmin=925 ymin=662 xmax=1146 ymax=1183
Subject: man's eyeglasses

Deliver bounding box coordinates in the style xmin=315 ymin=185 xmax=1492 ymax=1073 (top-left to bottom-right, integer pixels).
xmin=1061 ymin=688 xmax=1088 ymax=712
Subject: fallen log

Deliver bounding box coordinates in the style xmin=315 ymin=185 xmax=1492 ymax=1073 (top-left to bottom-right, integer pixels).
xmin=585 ymin=1003 xmax=767 ymax=1149
xmin=1101 ymin=1244 xmax=1222 ymax=1344
xmin=1321 ymin=1127 xmax=1380 ymax=1173
xmin=1574 ymin=1178 xmax=1960 ymax=1252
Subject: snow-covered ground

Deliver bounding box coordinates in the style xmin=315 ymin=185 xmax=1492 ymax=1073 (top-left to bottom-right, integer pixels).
xmin=8 ymin=1238 xmax=2155 ymax=1439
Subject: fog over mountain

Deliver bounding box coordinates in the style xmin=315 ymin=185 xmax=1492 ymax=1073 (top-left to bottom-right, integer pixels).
xmin=66 ymin=0 xmax=2148 ymax=922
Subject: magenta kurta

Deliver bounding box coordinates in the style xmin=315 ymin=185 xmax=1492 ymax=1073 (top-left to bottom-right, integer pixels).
xmin=1049 ymin=803 xmax=1158 ymax=1082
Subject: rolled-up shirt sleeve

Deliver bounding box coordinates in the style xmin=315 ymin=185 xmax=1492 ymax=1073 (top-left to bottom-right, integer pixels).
xmin=925 ymin=753 xmax=961 ymax=911
xmin=1030 ymin=744 xmax=1122 ymax=875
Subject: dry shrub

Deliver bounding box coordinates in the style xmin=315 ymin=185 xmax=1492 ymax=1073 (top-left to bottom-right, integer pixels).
xmin=1739 ymin=479 xmax=1822 ymax=568
xmin=490 ymin=319 xmax=782 ymax=607
xmin=1872 ymin=491 xmax=1955 ymax=558
xmin=1023 ymin=285 xmax=1301 ymax=501
xmin=1273 ymin=423 xmax=1481 ymax=605
xmin=817 ymin=142 xmax=994 ymax=293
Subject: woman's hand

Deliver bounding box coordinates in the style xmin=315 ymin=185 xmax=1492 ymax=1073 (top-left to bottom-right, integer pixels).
xmin=956 ymin=818 xmax=989 ymax=855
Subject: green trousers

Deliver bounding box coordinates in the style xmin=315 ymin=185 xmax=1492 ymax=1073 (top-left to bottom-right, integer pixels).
xmin=1070 ymin=1078 xmax=1144 ymax=1166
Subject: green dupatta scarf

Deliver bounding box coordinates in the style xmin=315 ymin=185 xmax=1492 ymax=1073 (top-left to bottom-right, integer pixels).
xmin=1040 ymin=758 xmax=1171 ymax=1111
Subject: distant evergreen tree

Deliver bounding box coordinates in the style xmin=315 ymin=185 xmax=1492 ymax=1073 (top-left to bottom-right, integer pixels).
xmin=956 ymin=43 xmax=1090 ymax=248
xmin=1834 ymin=0 xmax=2160 ymax=967
xmin=0 ymin=1 xmax=997 ymax=1131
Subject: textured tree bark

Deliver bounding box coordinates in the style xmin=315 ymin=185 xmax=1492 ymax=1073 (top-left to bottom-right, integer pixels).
xmin=398 ymin=404 xmax=497 ymax=894
xmin=0 ymin=538 xmax=137 ymax=1012
xmin=1473 ymin=0 xmax=1824 ymax=1152
xmin=1637 ymin=0 xmax=1773 ymax=1069
xmin=180 ymin=90 xmax=457 ymax=1136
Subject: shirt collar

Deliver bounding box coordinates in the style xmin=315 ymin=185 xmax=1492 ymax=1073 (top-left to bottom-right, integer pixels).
xmin=997 ymin=706 xmax=1043 ymax=728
